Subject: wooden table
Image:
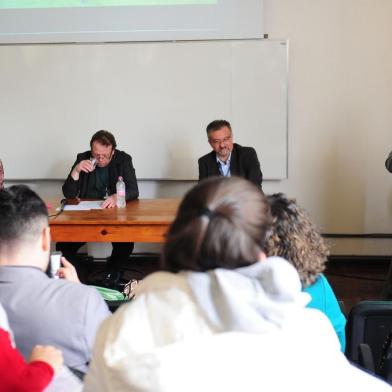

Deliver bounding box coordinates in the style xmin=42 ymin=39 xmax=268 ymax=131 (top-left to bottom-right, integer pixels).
xmin=48 ymin=199 xmax=180 ymax=243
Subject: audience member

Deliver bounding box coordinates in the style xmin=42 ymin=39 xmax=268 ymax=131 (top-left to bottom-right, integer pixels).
xmin=0 ymin=302 xmax=63 ymax=392
xmin=198 ymin=120 xmax=263 ymax=187
xmin=0 ymin=185 xmax=110 ymax=372
xmin=264 ymin=193 xmax=346 ymax=351
xmin=57 ymin=130 xmax=139 ymax=289
xmin=84 ymin=177 xmax=388 ymax=391
xmin=0 ymin=159 xmax=4 ymax=190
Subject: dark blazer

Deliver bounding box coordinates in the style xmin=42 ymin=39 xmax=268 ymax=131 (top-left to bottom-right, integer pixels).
xmin=62 ymin=149 xmax=139 ymax=201
xmin=198 ymin=143 xmax=263 ymax=187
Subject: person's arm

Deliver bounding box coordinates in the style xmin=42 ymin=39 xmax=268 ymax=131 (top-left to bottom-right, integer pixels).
xmin=245 ymin=148 xmax=263 ymax=187
xmin=83 ymin=289 xmax=111 ymax=360
xmin=305 ymin=275 xmax=346 ymax=352
xmin=57 ymin=257 xmax=80 ymax=283
xmin=386 ymin=151 xmax=392 ymax=173
xmin=83 ymin=317 xmax=111 ymax=392
xmin=321 ymin=276 xmax=347 ymax=352
xmin=198 ymin=157 xmax=207 ymax=181
xmin=62 ymin=154 xmax=84 ymax=199
xmin=103 ymin=153 xmax=139 ymax=208
xmin=62 ymin=152 xmax=96 ymax=199
xmin=0 ymin=329 xmax=63 ymax=392
xmin=121 ymin=153 xmax=139 ymax=201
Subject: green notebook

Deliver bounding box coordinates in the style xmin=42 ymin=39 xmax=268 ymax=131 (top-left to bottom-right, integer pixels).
xmin=92 ymin=285 xmax=126 ymax=301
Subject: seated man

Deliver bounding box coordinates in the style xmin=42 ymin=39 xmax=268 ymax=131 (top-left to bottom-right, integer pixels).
xmin=57 ymin=130 xmax=139 ymax=289
xmin=0 ymin=185 xmax=110 ymax=372
xmin=198 ymin=119 xmax=263 ymax=187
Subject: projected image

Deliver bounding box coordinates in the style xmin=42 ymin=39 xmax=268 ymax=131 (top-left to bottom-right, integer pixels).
xmin=0 ymin=0 xmax=216 ymax=8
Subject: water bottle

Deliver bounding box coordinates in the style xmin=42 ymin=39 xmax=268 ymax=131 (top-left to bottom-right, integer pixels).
xmin=116 ymin=176 xmax=126 ymax=208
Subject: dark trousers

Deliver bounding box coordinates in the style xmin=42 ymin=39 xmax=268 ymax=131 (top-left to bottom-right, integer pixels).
xmin=56 ymin=242 xmax=134 ymax=271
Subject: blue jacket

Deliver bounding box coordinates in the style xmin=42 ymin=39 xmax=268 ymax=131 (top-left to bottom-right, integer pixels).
xmin=303 ymin=274 xmax=346 ymax=351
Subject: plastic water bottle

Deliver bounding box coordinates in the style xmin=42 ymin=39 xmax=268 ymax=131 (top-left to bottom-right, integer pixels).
xmin=116 ymin=176 xmax=126 ymax=208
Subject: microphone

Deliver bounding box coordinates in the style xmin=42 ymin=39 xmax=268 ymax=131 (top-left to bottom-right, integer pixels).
xmin=60 ymin=198 xmax=67 ymax=211
xmin=48 ymin=199 xmax=67 ymax=218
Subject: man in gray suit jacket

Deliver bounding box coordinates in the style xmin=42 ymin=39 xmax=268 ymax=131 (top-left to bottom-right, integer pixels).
xmin=0 ymin=185 xmax=110 ymax=372
xmin=198 ymin=120 xmax=263 ymax=187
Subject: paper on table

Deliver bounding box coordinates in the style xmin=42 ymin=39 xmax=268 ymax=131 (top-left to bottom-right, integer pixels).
xmin=63 ymin=200 xmax=103 ymax=211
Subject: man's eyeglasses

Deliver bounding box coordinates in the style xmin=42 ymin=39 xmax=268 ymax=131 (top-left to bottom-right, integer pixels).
xmin=209 ymin=136 xmax=232 ymax=146
xmin=91 ymin=151 xmax=113 ymax=160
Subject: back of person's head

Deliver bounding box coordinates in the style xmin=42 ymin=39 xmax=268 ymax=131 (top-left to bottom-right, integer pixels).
xmin=162 ymin=176 xmax=270 ymax=272
xmin=206 ymin=119 xmax=232 ymax=135
xmin=264 ymin=193 xmax=328 ymax=287
xmin=90 ymin=130 xmax=117 ymax=149
xmin=0 ymin=185 xmax=48 ymax=257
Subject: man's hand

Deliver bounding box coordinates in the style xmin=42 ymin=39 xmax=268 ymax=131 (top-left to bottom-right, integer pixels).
xmin=29 ymin=345 xmax=63 ymax=374
xmin=70 ymin=159 xmax=95 ymax=181
xmin=101 ymin=194 xmax=117 ymax=209
xmin=57 ymin=257 xmax=80 ymax=283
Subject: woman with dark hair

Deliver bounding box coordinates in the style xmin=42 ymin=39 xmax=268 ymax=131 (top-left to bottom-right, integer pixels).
xmin=265 ymin=193 xmax=346 ymax=351
xmin=85 ymin=178 xmax=389 ymax=392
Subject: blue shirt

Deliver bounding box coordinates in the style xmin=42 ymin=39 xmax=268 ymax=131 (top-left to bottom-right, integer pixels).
xmin=216 ymin=153 xmax=231 ymax=177
xmin=303 ymin=274 xmax=346 ymax=352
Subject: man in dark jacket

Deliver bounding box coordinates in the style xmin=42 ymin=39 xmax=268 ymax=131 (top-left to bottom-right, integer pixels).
xmin=57 ymin=130 xmax=139 ymax=289
xmin=198 ymin=120 xmax=263 ymax=188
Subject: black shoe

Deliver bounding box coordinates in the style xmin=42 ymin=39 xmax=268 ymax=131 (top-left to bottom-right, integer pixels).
xmin=102 ymin=271 xmax=121 ymax=290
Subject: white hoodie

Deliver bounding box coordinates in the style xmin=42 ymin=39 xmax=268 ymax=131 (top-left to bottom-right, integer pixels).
xmin=84 ymin=257 xmax=390 ymax=392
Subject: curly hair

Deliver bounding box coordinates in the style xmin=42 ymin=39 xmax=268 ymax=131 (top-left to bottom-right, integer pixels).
xmin=264 ymin=193 xmax=329 ymax=287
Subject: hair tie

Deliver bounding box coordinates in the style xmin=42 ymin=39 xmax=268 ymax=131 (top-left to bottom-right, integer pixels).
xmin=199 ymin=207 xmax=214 ymax=219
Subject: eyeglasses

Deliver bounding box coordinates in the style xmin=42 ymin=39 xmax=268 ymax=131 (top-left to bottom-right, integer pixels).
xmin=91 ymin=151 xmax=113 ymax=160
xmin=209 ymin=135 xmax=232 ymax=146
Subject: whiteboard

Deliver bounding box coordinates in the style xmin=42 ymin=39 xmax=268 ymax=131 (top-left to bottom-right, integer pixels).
xmin=0 ymin=39 xmax=288 ymax=180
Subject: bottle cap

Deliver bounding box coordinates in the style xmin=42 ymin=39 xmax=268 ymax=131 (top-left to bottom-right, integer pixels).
xmin=118 ymin=176 xmax=123 ymax=181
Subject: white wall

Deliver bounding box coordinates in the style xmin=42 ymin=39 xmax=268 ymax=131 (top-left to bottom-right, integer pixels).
xmin=5 ymin=0 xmax=392 ymax=255
xmin=262 ymin=0 xmax=392 ymax=255
xmin=264 ymin=0 xmax=392 ymax=235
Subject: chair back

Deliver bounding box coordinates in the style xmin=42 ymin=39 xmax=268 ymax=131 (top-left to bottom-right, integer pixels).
xmin=346 ymin=301 xmax=392 ymax=367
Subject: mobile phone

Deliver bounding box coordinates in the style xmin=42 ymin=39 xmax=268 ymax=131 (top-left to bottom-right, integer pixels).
xmin=50 ymin=251 xmax=62 ymax=278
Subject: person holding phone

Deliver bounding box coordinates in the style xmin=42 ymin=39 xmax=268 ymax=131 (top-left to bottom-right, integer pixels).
xmin=0 ymin=185 xmax=110 ymax=373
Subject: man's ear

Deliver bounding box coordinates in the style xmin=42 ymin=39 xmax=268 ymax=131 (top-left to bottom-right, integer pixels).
xmin=41 ymin=226 xmax=51 ymax=252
